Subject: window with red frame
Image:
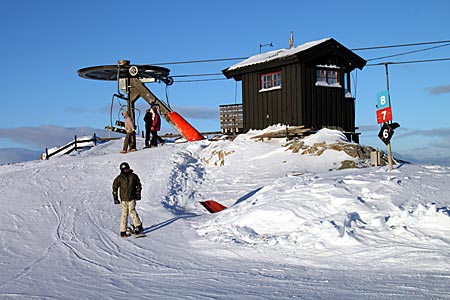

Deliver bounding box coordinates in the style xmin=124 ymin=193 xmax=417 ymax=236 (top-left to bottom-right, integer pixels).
xmin=316 ymin=68 xmax=340 ymax=86
xmin=261 ymin=71 xmax=281 ymax=90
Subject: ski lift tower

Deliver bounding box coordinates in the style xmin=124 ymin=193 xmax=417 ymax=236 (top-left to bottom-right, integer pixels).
xmin=77 ymin=60 xmax=204 ymax=141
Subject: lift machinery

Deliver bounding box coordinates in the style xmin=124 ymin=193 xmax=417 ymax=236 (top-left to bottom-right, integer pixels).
xmin=77 ymin=60 xmax=204 ymax=142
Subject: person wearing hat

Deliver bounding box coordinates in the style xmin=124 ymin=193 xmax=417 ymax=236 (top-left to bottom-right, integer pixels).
xmin=121 ymin=111 xmax=137 ymax=154
xmin=112 ymin=162 xmax=143 ymax=237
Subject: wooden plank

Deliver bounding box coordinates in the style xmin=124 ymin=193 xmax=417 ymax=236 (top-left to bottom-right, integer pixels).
xmin=250 ymin=126 xmax=310 ymax=139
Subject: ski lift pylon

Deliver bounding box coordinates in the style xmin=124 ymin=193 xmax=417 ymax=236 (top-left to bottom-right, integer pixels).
xmin=78 ymin=60 xmax=204 ymax=141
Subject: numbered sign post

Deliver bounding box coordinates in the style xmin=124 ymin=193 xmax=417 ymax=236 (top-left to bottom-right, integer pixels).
xmin=378 ymin=123 xmax=394 ymax=145
xmin=376 ymin=106 xmax=393 ymax=124
xmin=376 ymin=90 xmax=393 ymax=124
xmin=376 ymin=90 xmax=390 ymax=109
xmin=382 ymin=64 xmax=394 ymax=171
xmin=375 ymin=86 xmax=395 ymax=171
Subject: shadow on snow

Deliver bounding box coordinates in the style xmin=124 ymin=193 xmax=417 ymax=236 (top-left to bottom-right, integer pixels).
xmin=143 ymin=213 xmax=198 ymax=234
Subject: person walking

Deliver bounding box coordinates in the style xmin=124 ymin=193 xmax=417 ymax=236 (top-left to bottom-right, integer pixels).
xmin=112 ymin=162 xmax=143 ymax=237
xmin=121 ymin=111 xmax=137 ymax=154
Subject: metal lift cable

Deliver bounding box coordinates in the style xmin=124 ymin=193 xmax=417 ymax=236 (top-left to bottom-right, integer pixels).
xmin=165 ymin=85 xmax=170 ymax=108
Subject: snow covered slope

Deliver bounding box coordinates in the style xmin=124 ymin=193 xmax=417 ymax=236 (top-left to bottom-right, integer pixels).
xmin=1 ymin=128 xmax=449 ymax=299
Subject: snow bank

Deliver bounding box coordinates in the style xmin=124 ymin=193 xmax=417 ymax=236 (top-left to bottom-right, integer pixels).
xmin=188 ymin=129 xmax=450 ymax=270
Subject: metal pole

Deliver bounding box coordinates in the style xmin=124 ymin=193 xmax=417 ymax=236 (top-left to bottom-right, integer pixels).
xmin=384 ymin=63 xmax=393 ymax=171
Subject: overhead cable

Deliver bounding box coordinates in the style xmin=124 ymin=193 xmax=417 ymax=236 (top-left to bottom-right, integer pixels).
xmin=175 ymin=78 xmax=227 ymax=83
xmin=351 ymin=39 xmax=450 ymax=51
xmin=150 ymin=39 xmax=450 ymax=66
xmin=367 ymin=57 xmax=450 ymax=66
xmin=171 ymin=73 xmax=223 ymax=78
xmin=366 ymin=43 xmax=450 ymax=61
xmin=151 ymin=57 xmax=247 ymax=66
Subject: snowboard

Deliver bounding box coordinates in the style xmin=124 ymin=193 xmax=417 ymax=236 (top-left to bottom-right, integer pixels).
xmin=127 ymin=225 xmax=146 ymax=238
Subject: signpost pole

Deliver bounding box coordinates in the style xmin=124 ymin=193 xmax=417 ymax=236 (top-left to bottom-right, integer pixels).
xmin=384 ymin=63 xmax=393 ymax=171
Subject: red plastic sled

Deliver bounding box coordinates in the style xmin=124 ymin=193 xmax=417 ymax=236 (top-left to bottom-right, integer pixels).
xmin=199 ymin=200 xmax=227 ymax=213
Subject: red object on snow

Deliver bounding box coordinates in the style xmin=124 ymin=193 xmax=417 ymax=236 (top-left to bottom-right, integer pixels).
xmin=200 ymin=200 xmax=227 ymax=213
xmin=167 ymin=112 xmax=204 ymax=142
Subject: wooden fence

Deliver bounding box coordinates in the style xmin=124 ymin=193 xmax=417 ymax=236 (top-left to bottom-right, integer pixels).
xmin=44 ymin=134 xmax=99 ymax=160
xmin=220 ymin=104 xmax=243 ymax=134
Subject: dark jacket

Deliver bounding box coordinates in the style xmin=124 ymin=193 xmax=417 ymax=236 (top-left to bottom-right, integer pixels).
xmin=144 ymin=111 xmax=153 ymax=129
xmin=144 ymin=107 xmax=161 ymax=131
xmin=112 ymin=172 xmax=142 ymax=201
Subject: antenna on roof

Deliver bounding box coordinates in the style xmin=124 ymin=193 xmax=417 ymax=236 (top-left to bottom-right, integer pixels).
xmin=288 ymin=31 xmax=295 ymax=49
xmin=259 ymin=42 xmax=273 ymax=53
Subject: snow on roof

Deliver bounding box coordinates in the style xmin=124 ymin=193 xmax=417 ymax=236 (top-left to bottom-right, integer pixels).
xmin=227 ymin=38 xmax=331 ymax=71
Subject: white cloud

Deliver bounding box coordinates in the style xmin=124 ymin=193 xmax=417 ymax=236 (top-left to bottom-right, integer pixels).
xmin=0 ymin=148 xmax=42 ymax=165
xmin=0 ymin=125 xmax=117 ymax=149
xmin=0 ymin=125 xmax=122 ymax=164
xmin=64 ymin=105 xmax=109 ymax=114
xmin=353 ymin=125 xmax=450 ymax=166
xmin=175 ymin=106 xmax=219 ymax=120
xmin=427 ymin=84 xmax=450 ymax=95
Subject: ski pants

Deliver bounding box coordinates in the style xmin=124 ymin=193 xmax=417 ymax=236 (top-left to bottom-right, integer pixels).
xmin=120 ymin=200 xmax=142 ymax=232
xmin=150 ymin=130 xmax=164 ymax=147
xmin=123 ymin=132 xmax=136 ymax=151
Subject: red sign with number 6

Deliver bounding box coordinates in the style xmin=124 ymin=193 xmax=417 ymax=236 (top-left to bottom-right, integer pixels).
xmin=376 ymin=106 xmax=392 ymax=124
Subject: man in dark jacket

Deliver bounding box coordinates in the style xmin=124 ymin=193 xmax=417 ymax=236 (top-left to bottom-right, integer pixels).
xmin=112 ymin=162 xmax=143 ymax=237
xmin=143 ymin=109 xmax=153 ymax=148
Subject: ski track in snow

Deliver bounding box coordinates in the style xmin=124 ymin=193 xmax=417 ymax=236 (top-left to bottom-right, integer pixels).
xmin=1 ymin=133 xmax=450 ymax=299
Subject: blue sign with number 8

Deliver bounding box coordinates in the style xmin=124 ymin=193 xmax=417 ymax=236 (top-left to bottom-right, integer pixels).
xmin=376 ymin=90 xmax=390 ymax=109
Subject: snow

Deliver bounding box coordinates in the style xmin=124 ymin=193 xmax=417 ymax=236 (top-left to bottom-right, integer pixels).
xmin=315 ymin=81 xmax=342 ymax=88
xmin=227 ymin=38 xmax=331 ymax=71
xmin=1 ymin=127 xmax=450 ymax=299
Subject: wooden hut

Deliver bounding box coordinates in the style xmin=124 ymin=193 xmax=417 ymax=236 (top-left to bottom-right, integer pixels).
xmin=222 ymin=38 xmax=366 ymax=142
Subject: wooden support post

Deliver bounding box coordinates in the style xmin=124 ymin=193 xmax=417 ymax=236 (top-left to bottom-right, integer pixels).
xmin=384 ymin=64 xmax=394 ymax=171
xmin=387 ymin=142 xmax=393 ymax=171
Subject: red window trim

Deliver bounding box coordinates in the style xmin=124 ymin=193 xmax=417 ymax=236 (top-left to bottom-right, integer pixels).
xmin=261 ymin=70 xmax=282 ymax=90
xmin=316 ymin=68 xmax=340 ymax=85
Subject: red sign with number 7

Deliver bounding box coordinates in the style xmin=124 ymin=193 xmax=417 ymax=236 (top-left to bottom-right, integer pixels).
xmin=376 ymin=106 xmax=393 ymax=124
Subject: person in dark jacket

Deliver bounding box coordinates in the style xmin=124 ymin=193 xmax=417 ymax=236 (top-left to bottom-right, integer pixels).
xmin=144 ymin=105 xmax=164 ymax=148
xmin=112 ymin=162 xmax=143 ymax=237
xmin=143 ymin=108 xmax=153 ymax=148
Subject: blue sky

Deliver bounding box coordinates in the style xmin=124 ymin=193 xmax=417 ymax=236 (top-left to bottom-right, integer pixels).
xmin=1 ymin=0 xmax=449 ymax=165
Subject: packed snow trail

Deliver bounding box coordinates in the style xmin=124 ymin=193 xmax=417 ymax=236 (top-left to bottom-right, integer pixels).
xmin=0 ymin=133 xmax=449 ymax=299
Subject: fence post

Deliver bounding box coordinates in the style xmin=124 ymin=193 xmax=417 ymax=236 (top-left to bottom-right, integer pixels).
xmin=45 ymin=148 xmax=49 ymax=160
xmin=93 ymin=133 xmax=97 ymax=146
xmin=74 ymin=135 xmax=77 ymax=151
